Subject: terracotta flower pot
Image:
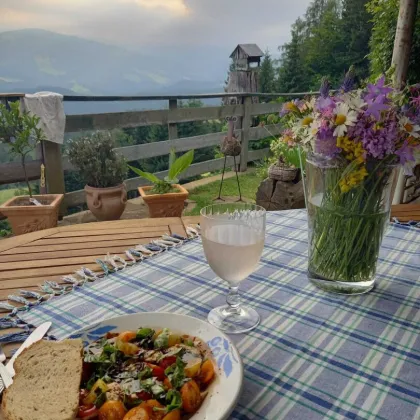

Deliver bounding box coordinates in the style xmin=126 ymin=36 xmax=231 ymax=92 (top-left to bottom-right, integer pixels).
xmin=85 ymin=184 xmax=127 ymax=221
xmin=0 ymin=194 xmax=64 ymax=236
xmin=138 ymin=184 xmax=188 ymax=218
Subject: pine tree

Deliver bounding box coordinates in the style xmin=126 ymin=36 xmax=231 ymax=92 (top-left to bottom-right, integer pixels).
xmin=259 ymin=50 xmax=276 ymax=93
xmin=340 ymin=0 xmax=372 ymax=80
xmin=277 ymin=18 xmax=307 ymax=92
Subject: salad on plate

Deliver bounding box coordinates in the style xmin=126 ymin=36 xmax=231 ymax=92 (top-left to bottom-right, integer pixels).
xmin=78 ymin=326 xmax=216 ymax=420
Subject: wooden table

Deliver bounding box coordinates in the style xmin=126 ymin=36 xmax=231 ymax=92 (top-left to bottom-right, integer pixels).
xmin=0 ymin=216 xmax=200 ymax=302
xmin=0 ymin=216 xmax=200 ymax=357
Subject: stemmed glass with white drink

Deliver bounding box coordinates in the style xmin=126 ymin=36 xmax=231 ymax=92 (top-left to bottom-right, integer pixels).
xmin=200 ymin=203 xmax=266 ymax=334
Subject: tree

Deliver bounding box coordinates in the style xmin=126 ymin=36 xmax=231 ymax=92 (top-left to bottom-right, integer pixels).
xmin=340 ymin=0 xmax=372 ymax=80
xmin=259 ymin=50 xmax=276 ymax=93
xmin=277 ymin=18 xmax=307 ymax=92
xmin=367 ymin=0 xmax=420 ymax=83
xmin=276 ymin=0 xmax=374 ymax=92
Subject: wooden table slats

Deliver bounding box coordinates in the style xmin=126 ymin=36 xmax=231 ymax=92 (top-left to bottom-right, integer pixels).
xmin=0 ymin=217 xmax=200 ymax=301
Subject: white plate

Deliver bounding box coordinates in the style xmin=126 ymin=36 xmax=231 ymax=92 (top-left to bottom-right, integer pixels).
xmin=67 ymin=312 xmax=243 ymax=420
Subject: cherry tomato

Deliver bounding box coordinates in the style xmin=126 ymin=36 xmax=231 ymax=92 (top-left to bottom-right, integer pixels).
xmin=162 ymin=410 xmax=181 ymax=420
xmin=79 ymin=389 xmax=89 ymax=404
xmin=136 ymin=391 xmax=152 ymax=401
xmin=163 ymin=377 xmax=172 ymax=390
xmin=78 ymin=404 xmax=99 ymax=419
xmin=98 ymin=400 xmax=127 ymax=420
xmin=123 ymin=406 xmax=151 ymax=420
xmin=159 ymin=356 xmax=177 ymax=370
xmin=118 ymin=331 xmax=137 ymax=342
xmin=180 ymin=380 xmax=202 ymax=413
xmin=147 ymin=363 xmax=165 ymax=381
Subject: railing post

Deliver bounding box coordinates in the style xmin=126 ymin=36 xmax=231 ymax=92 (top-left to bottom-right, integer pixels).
xmin=42 ymin=141 xmax=66 ymax=215
xmin=239 ymin=96 xmax=252 ymax=172
xmin=168 ymin=99 xmax=178 ymax=141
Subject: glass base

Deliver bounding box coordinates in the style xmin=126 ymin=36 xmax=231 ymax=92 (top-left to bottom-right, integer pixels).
xmin=208 ymin=305 xmax=260 ymax=334
xmin=308 ymin=271 xmax=375 ymax=295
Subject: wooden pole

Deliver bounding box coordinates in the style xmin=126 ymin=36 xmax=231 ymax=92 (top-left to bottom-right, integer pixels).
xmin=239 ymin=96 xmax=252 ymax=172
xmin=168 ymin=99 xmax=178 ymax=141
xmin=43 ymin=141 xmax=66 ymax=215
xmin=391 ymin=0 xmax=418 ymax=204
xmin=391 ymin=0 xmax=418 ymax=89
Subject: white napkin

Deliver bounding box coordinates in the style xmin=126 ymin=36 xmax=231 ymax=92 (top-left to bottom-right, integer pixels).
xmin=22 ymin=92 xmax=66 ymax=144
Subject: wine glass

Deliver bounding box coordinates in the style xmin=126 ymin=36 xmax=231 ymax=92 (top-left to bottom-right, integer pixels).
xmin=200 ymin=203 xmax=266 ymax=334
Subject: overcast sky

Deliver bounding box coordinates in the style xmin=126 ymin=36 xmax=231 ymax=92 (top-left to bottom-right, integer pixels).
xmin=0 ymin=0 xmax=311 ymax=54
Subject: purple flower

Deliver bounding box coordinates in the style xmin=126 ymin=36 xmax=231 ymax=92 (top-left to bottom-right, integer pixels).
xmin=319 ymin=77 xmax=330 ymax=98
xmin=341 ymin=66 xmax=355 ymax=93
xmin=365 ymin=95 xmax=391 ymax=120
xmin=395 ymin=142 xmax=415 ymax=166
xmin=410 ymin=96 xmax=420 ymax=108
xmin=315 ymin=96 xmax=335 ymax=115
xmin=365 ymin=76 xmax=393 ymax=103
xmin=361 ymin=120 xmax=396 ymax=159
xmin=314 ymin=126 xmax=340 ymax=157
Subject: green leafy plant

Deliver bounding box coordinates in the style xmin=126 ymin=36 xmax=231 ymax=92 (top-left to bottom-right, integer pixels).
xmin=0 ymin=102 xmax=46 ymax=197
xmin=129 ymin=149 xmax=194 ymax=194
xmin=271 ymin=140 xmax=306 ymax=169
xmin=67 ymin=131 xmax=128 ymax=188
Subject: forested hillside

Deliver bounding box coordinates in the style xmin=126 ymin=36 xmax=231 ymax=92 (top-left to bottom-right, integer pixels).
xmin=258 ymin=0 xmax=420 ymax=94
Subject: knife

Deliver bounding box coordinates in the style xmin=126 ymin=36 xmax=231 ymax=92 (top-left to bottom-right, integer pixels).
xmin=0 ymin=363 xmax=12 ymax=389
xmin=6 ymin=322 xmax=51 ymax=378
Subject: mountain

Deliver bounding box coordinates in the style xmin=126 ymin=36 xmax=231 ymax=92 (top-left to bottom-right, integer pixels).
xmin=0 ymin=29 xmax=226 ymax=102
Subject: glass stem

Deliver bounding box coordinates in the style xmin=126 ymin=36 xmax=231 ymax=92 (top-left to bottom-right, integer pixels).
xmin=226 ymin=286 xmax=241 ymax=314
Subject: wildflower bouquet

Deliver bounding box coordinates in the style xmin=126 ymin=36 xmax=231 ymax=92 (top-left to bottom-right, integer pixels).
xmin=279 ymin=72 xmax=420 ymax=294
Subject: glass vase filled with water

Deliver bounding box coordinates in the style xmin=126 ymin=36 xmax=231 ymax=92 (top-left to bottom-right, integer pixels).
xmin=200 ymin=203 xmax=266 ymax=334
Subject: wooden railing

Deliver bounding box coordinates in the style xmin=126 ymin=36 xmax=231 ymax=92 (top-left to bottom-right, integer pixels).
xmin=1 ymin=92 xmax=293 ymax=212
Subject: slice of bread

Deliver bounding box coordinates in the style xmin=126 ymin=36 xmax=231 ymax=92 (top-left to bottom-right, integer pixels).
xmin=2 ymin=339 xmax=83 ymax=420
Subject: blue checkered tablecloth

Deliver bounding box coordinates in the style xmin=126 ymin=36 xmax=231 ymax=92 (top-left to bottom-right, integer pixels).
xmin=18 ymin=210 xmax=420 ymax=419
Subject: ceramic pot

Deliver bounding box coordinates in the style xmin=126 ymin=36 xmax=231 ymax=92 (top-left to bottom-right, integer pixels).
xmin=0 ymin=194 xmax=64 ymax=235
xmin=85 ymin=184 xmax=127 ymax=221
xmin=138 ymin=184 xmax=188 ymax=218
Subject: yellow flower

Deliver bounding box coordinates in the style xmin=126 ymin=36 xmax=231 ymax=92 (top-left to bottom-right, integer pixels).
xmin=302 ymin=116 xmax=314 ymax=126
xmin=339 ymin=165 xmax=368 ymax=193
xmin=284 ymin=102 xmax=298 ymax=112
xmin=337 ymin=136 xmax=366 ymax=163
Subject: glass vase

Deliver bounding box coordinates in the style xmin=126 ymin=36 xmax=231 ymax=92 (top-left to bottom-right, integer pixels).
xmin=304 ymin=153 xmax=398 ymax=295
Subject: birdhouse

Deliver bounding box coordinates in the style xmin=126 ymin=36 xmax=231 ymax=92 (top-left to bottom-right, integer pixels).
xmin=229 ymin=44 xmax=263 ymax=71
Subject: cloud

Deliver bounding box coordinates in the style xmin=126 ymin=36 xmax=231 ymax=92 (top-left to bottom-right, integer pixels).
xmin=0 ymin=0 xmax=310 ymax=54
xmin=131 ymin=0 xmax=189 ymax=14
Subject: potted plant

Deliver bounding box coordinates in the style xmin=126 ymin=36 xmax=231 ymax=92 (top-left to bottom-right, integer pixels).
xmin=129 ymin=149 xmax=194 ymax=218
xmin=67 ymin=132 xmax=128 ymax=221
xmin=0 ymin=102 xmax=64 ymax=235
xmin=268 ymin=135 xmax=302 ymax=181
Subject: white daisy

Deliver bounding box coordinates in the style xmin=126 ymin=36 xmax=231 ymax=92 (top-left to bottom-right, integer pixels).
xmin=345 ymin=90 xmax=366 ymax=111
xmin=399 ymin=115 xmax=420 ymax=138
xmin=333 ymin=103 xmax=358 ymax=137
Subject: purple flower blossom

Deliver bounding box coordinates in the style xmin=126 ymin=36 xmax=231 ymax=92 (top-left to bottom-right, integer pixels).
xmin=410 ymin=96 xmax=420 ymax=108
xmin=314 ymin=126 xmax=340 ymax=157
xmin=360 ymin=119 xmax=396 ymax=159
xmin=365 ymin=76 xmax=393 ymax=103
xmin=340 ymin=66 xmax=355 ymax=93
xmin=365 ymin=95 xmax=391 ymax=120
xmin=395 ymin=141 xmax=415 ymax=166
xmin=316 ymin=96 xmax=335 ymax=116
xmin=319 ymin=77 xmax=330 ymax=98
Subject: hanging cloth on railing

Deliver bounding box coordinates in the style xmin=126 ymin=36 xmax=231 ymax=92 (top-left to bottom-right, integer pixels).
xmin=21 ymin=92 xmax=66 ymax=144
